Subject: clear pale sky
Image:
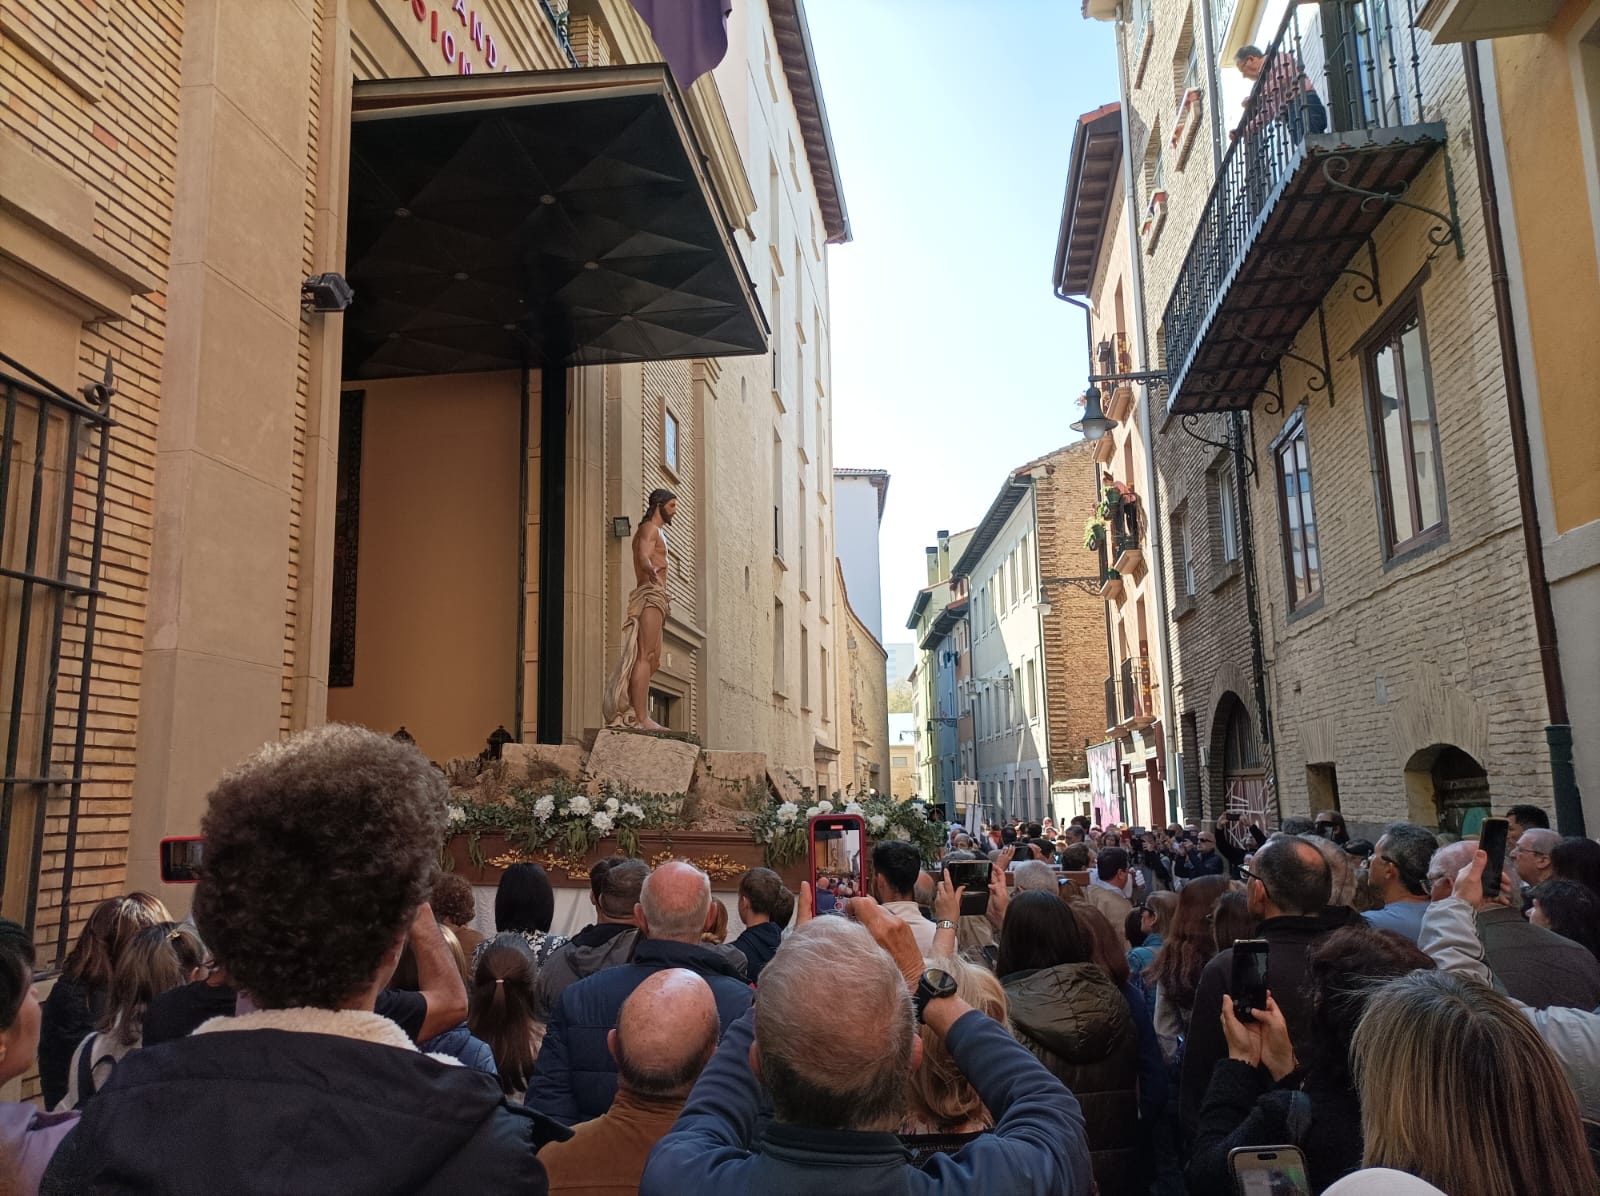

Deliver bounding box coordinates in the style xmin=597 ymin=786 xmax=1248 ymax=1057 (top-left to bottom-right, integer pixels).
xmin=804 ymin=0 xmax=1122 ymax=641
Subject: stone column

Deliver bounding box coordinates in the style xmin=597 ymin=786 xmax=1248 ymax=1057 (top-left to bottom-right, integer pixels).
xmin=125 ymin=0 xmax=318 ymax=902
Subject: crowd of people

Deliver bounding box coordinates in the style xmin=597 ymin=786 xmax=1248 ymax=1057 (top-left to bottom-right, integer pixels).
xmin=0 ymin=726 xmax=1597 ymax=1193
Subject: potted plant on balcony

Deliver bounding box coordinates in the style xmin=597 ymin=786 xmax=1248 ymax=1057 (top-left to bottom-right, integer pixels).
xmin=1085 ymin=519 xmax=1107 ymax=552
xmin=1096 ymin=491 xmax=1123 ymax=521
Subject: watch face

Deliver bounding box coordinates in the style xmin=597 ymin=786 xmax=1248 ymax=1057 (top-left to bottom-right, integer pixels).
xmin=921 ymin=968 xmax=957 ymax=1000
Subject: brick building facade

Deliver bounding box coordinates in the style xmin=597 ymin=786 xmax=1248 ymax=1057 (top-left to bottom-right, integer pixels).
xmin=1089 ymin=0 xmax=1555 ymax=834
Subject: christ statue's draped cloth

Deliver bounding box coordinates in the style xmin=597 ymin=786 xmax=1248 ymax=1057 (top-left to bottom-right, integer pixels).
xmin=602 ymin=581 xmax=671 ymax=727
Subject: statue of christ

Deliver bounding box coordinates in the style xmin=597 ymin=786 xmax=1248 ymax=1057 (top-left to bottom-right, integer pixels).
xmin=602 ymin=488 xmax=676 ymax=731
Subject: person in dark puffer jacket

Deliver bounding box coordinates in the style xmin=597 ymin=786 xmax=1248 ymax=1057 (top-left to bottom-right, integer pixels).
xmin=526 ymin=861 xmax=753 ymax=1125
xmin=997 ymin=891 xmax=1140 ymax=1196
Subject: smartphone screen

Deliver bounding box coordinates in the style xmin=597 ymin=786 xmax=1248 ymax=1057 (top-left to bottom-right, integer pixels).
xmin=1479 ymin=817 xmax=1509 ymax=900
xmin=809 ymin=814 xmax=865 ymax=917
xmin=944 ymin=860 xmax=992 ymax=917
xmin=1228 ymin=1146 xmax=1310 ymax=1196
xmin=1230 ymin=938 xmax=1270 ymax=1023
xmin=159 ymin=836 xmax=205 ymax=884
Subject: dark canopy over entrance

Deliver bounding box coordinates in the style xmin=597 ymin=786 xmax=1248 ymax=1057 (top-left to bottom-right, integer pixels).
xmin=344 ymin=66 xmax=768 ymax=378
xmin=339 ymin=66 xmax=768 ymax=744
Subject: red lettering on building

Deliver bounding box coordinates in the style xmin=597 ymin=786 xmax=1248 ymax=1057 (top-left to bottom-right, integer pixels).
xmin=459 ymin=55 xmax=472 ymax=75
xmin=485 ymin=32 xmax=498 ymax=68
xmin=430 ymin=10 xmax=438 ymax=40
xmin=412 ymin=0 xmax=426 ymax=19
xmin=441 ymin=29 xmax=456 ymax=62
xmin=452 ymin=0 xmax=468 ymax=23
xmin=471 ymin=12 xmax=484 ymax=50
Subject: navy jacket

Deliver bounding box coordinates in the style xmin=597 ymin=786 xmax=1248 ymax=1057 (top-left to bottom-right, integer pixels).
xmin=39 ymin=1026 xmax=568 ymax=1195
xmin=527 ymin=938 xmax=753 ymax=1124
xmin=641 ymin=1005 xmax=1091 ymax=1196
xmin=729 ymin=921 xmax=784 ymax=983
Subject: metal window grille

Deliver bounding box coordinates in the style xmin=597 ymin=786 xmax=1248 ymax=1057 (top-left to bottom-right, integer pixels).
xmin=0 ymin=353 xmax=114 ymax=953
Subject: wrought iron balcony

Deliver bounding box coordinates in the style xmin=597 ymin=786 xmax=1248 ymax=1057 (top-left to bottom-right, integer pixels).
xmin=1118 ymin=655 xmax=1157 ymax=727
xmin=1162 ymin=0 xmax=1454 ymax=415
xmin=1105 ymin=676 xmax=1119 ymax=734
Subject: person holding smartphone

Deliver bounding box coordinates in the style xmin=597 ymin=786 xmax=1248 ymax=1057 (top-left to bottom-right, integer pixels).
xmin=1187 ymin=924 xmax=1431 ymax=1195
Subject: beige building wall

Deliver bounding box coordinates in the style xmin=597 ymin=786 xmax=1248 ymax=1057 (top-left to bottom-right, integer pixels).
xmin=835 ymin=560 xmax=889 ymax=794
xmin=325 ymin=374 xmax=520 ymax=761
xmin=4 ymin=0 xmax=849 ymax=936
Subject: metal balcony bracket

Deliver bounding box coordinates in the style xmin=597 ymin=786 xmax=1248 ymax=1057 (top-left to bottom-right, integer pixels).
xmin=1258 ymin=363 xmax=1289 ymax=418
xmin=1321 ymin=154 xmax=1464 ymax=264
xmin=1219 ymin=313 xmax=1333 ymax=409
xmin=1177 ymin=412 xmax=1258 ymax=479
xmin=1260 ymin=236 xmax=1382 ymax=306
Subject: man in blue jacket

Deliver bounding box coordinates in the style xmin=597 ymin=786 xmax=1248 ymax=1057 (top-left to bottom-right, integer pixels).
xmin=640 ymin=899 xmax=1092 ymax=1196
xmin=527 ymin=860 xmax=751 ymax=1124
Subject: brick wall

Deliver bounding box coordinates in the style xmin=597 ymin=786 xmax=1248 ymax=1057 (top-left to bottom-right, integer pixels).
xmin=1116 ymin=0 xmax=1552 ymax=827
xmin=1 ymin=0 xmax=183 ymax=956
xmin=1034 ymin=440 xmax=1111 ymax=781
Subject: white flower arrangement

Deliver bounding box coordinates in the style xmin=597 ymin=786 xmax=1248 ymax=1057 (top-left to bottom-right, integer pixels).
xmin=776 ymin=801 xmax=800 ymax=824
xmin=447 ymin=779 xmax=689 ymax=870
xmin=868 ymin=814 xmax=889 ymax=834
xmin=817 ymin=798 xmax=834 ymax=813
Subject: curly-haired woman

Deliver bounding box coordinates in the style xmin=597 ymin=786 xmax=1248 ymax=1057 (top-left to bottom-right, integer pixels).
xmin=41 ymin=725 xmax=570 ymax=1195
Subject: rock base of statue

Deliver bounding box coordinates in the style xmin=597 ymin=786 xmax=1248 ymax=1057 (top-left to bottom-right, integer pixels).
xmin=447 ymin=729 xmax=810 ymax=892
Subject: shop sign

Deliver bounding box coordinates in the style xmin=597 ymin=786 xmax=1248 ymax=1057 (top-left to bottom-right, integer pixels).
xmin=407 ymin=0 xmax=510 ymax=74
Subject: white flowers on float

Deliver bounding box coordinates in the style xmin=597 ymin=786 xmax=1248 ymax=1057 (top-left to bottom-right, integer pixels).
xmin=776 ymin=802 xmax=799 ymax=824
xmin=590 ymin=811 xmax=614 ymax=834
xmin=566 ymin=794 xmax=592 ymax=816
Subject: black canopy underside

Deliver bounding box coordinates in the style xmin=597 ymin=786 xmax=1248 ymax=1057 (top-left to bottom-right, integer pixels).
xmin=343 ymin=67 xmax=768 ymax=380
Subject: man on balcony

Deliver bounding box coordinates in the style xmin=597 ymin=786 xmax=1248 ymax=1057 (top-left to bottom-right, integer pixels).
xmin=1234 ymin=43 xmax=1328 ymax=144
xmin=1101 ymin=471 xmax=1140 ymax=548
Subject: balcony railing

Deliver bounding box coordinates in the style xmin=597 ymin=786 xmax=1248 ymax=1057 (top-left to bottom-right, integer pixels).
xmin=1105 ymin=676 xmax=1119 ymax=733
xmin=1162 ymin=0 xmax=1449 ymax=414
xmin=1118 ymin=655 xmax=1157 ymax=727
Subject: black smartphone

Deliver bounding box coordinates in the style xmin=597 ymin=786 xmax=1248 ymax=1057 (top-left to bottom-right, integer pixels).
xmin=808 ymin=814 xmax=866 ymax=917
xmin=1228 ymin=1145 xmax=1310 ymax=1195
xmin=944 ymin=860 xmax=992 ymax=917
xmin=1479 ymin=816 xmax=1509 ymax=900
xmin=1230 ymin=938 xmax=1270 ymax=1023
xmin=159 ymin=836 xmax=205 ymax=884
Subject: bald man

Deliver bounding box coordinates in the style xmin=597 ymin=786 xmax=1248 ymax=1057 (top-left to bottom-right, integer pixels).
xmin=528 ymin=862 xmax=753 ymax=1125
xmin=538 ymin=969 xmax=720 ymax=1195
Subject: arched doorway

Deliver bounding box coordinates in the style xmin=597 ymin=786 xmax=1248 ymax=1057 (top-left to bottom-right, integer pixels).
xmin=1219 ymin=695 xmax=1266 ymax=820
xmin=1404 ymin=744 xmax=1490 ymax=835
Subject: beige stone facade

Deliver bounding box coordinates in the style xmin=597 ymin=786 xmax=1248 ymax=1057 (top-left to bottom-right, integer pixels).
xmin=834 ymin=559 xmax=888 ymax=795
xmin=1093 ymin=0 xmax=1556 ymax=834
xmin=0 ymin=0 xmax=850 ymax=949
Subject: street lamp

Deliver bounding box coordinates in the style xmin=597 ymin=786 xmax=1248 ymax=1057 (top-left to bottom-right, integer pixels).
xmin=1070 ymin=384 xmax=1117 ymax=441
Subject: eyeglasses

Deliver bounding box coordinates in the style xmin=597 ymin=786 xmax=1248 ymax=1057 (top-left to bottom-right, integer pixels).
xmin=1198 ymin=836 xmax=1216 ymax=844
xmin=1239 ymin=865 xmax=1272 ymax=900
xmin=1510 ymin=847 xmax=1548 ymax=859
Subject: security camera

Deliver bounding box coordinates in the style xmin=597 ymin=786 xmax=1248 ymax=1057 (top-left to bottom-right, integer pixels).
xmin=301 ymin=273 xmax=354 ymax=313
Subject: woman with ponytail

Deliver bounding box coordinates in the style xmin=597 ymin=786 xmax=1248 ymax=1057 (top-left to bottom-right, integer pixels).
xmin=0 ymin=919 xmax=77 ymax=1194
xmin=468 ymin=935 xmax=542 ymax=1101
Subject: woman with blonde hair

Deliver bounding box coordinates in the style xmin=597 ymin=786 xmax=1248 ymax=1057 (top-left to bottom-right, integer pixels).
xmin=37 ymin=893 xmax=169 ymax=1109
xmin=1349 ymin=969 xmax=1597 ymax=1196
xmin=897 ymin=954 xmax=1008 ymax=1165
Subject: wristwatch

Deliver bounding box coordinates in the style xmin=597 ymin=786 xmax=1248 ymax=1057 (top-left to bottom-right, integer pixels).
xmin=934 ymin=918 xmax=957 ymax=931
xmin=913 ymin=967 xmax=958 ymax=1024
